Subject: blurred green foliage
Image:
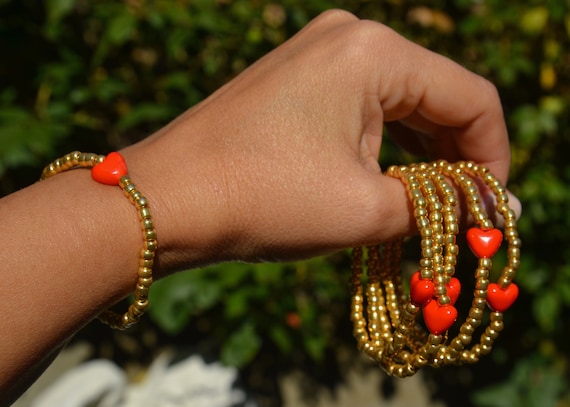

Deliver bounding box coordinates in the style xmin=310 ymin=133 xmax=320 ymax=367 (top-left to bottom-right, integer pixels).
xmin=2 ymin=0 xmax=570 ymax=406
xmin=148 ymin=257 xmax=347 ymax=368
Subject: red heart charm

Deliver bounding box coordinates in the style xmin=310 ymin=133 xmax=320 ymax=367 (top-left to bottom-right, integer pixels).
xmin=91 ymin=152 xmax=128 ymax=186
xmin=466 ymin=227 xmax=503 ymax=258
xmin=446 ymin=277 xmax=461 ymax=305
xmin=423 ymin=300 xmax=458 ymax=335
xmin=410 ymin=272 xmax=435 ymax=306
xmin=486 ymin=283 xmax=519 ymax=312
xmin=410 ymin=270 xmax=421 ymax=286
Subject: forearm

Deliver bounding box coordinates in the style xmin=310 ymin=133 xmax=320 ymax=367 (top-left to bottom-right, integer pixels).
xmin=0 ymin=169 xmax=142 ymax=394
xmin=0 ymin=118 xmax=242 ymax=400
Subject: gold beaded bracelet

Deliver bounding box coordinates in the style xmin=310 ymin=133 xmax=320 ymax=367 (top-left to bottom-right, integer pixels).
xmin=351 ymin=160 xmax=520 ymax=377
xmin=40 ymin=151 xmax=157 ymax=330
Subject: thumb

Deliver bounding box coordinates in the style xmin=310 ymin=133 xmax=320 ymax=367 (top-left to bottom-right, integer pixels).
xmin=366 ymin=174 xmax=416 ymax=242
xmin=364 ymin=166 xmax=522 ymax=244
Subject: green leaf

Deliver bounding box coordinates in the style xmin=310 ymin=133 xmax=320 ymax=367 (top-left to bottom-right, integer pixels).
xmin=106 ymin=11 xmax=137 ymax=45
xmin=303 ymin=334 xmax=327 ymax=362
xmin=93 ymin=78 xmax=129 ymax=102
xmin=223 ymin=290 xmax=251 ymax=318
xmin=533 ymin=290 xmax=560 ymax=333
xmin=269 ymin=325 xmax=293 ymax=354
xmin=0 ymin=107 xmax=67 ymax=175
xmin=252 ymin=262 xmax=285 ymax=284
xmin=214 ymin=263 xmax=252 ymax=288
xmin=221 ymin=323 xmax=261 ymax=367
xmin=46 ymin=0 xmax=76 ymax=23
xmin=148 ymin=271 xmax=221 ymax=334
xmin=147 ymin=273 xmax=195 ymax=334
xmin=558 ymin=280 xmax=570 ymax=305
xmin=472 ymin=382 xmax=521 ymax=407
xmin=473 ymin=356 xmax=566 ymax=407
xmin=117 ymin=103 xmax=176 ymax=131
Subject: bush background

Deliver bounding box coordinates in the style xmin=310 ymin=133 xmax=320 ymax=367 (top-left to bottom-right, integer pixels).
xmin=1 ymin=1 xmax=569 ymax=406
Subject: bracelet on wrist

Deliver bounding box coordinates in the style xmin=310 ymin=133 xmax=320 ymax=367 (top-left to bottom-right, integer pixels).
xmin=41 ymin=151 xmax=157 ymax=330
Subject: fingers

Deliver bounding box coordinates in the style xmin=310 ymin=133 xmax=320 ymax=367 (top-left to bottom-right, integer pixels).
xmin=297 ymin=13 xmax=512 ymax=184
xmin=367 ymin=24 xmax=511 ymax=184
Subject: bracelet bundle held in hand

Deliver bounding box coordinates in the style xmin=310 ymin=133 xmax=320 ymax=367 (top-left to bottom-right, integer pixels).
xmin=350 ymin=161 xmax=520 ymax=377
xmin=41 ymin=151 xmax=157 ymax=330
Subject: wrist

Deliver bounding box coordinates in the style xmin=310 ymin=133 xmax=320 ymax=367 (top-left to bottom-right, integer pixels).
xmin=120 ymin=122 xmax=240 ymax=274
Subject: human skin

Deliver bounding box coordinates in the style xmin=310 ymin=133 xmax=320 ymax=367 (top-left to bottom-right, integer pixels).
xmin=0 ymin=10 xmax=520 ymax=405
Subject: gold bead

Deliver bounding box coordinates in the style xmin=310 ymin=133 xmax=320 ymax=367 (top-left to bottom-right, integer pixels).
xmin=469 ymin=308 xmax=483 ymax=319
xmin=508 ymin=247 xmax=520 ymax=259
xmin=438 ymin=295 xmax=450 ymax=305
xmin=135 ymin=197 xmax=148 ymax=209
xmin=417 ymin=218 xmax=430 ymax=229
xmin=138 ymin=276 xmax=153 ymax=286
xmin=444 ymin=255 xmax=457 ymax=266
xmin=421 ymin=238 xmax=433 ymax=248
xmin=135 ymin=284 xmax=149 ymax=298
xmin=475 ymin=268 xmax=490 ymax=279
xmin=141 ymin=249 xmax=154 ymax=260
xmin=122 ymin=179 xmax=135 ymax=192
xmin=413 ymin=194 xmax=427 ymax=206
xmin=144 ymin=229 xmax=157 ymax=241
xmin=460 ymin=324 xmax=474 ymax=336
xmin=420 ymin=258 xmax=433 ymax=268
xmin=486 ymin=329 xmax=499 ymax=340
xmin=479 ymin=258 xmax=492 ymax=269
xmin=134 ymin=299 xmax=149 ymax=310
xmin=139 ymin=207 xmax=152 ymax=220
xmin=138 ymin=267 xmax=152 ymax=278
xmin=144 ymin=239 xmax=158 ymax=252
xmin=434 ymin=275 xmax=446 ymax=285
xmin=459 ymin=333 xmax=472 ymax=345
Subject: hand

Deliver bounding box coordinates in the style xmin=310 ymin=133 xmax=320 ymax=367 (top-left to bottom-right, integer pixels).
xmin=122 ymin=9 xmax=520 ymax=269
xmin=0 ymin=11 xmax=522 ymax=401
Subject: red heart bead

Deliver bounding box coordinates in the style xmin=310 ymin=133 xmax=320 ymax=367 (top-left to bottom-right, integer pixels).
xmin=486 ymin=283 xmax=519 ymax=312
xmin=423 ymin=300 xmax=458 ymax=335
xmin=446 ymin=277 xmax=461 ymax=305
xmin=410 ymin=272 xmax=435 ymax=306
xmin=410 ymin=270 xmax=421 ymax=286
xmin=466 ymin=227 xmax=503 ymax=258
xmin=91 ymin=152 xmax=128 ymax=186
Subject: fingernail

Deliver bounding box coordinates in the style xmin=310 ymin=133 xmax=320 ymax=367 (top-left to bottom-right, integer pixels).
xmin=506 ymin=189 xmax=522 ymax=219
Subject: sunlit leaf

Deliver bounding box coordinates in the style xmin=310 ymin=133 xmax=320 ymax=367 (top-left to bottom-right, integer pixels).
xmin=540 ymin=62 xmax=556 ymax=90
xmin=520 ymin=7 xmax=549 ymax=34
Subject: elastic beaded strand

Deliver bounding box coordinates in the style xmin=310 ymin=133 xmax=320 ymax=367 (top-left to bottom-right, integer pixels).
xmin=414 ymin=167 xmax=449 ymax=306
xmin=40 ymin=151 xmax=157 ymax=330
xmin=351 ymin=160 xmax=520 ymax=377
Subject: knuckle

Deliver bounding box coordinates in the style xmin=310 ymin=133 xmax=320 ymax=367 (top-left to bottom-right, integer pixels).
xmin=314 ymin=9 xmax=358 ymax=25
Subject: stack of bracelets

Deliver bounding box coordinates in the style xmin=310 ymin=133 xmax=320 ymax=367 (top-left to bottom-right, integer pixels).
xmin=350 ymin=160 xmax=520 ymax=377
